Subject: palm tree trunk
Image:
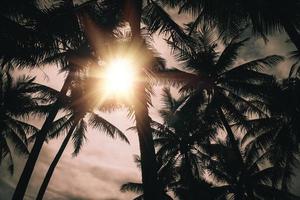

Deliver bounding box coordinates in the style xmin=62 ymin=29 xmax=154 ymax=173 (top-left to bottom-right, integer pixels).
xmin=36 ymin=116 xmax=81 ymax=200
xmin=125 ymin=0 xmax=160 ymax=199
xmin=217 ymin=107 xmax=244 ymax=163
xmin=12 ymin=73 xmax=73 ymax=200
xmin=217 ymin=107 xmax=256 ymax=199
xmin=135 ymin=100 xmax=160 ymax=199
xmin=282 ymin=18 xmax=300 ymax=51
xmin=182 ymin=152 xmax=194 ymax=200
xmin=217 ymin=107 xmax=238 ymax=148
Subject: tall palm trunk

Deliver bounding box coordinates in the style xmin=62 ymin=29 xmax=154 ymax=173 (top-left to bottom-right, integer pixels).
xmin=125 ymin=0 xmax=160 ymax=199
xmin=217 ymin=107 xmax=244 ymax=164
xmin=217 ymin=107 xmax=238 ymax=149
xmin=217 ymin=107 xmax=256 ymax=198
xmin=36 ymin=115 xmax=82 ymax=200
xmin=12 ymin=73 xmax=73 ymax=200
xmin=182 ymin=152 xmax=194 ymax=200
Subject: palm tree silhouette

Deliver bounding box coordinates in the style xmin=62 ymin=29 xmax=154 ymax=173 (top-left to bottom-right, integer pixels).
xmin=118 ymin=1 xmax=172 ymax=199
xmin=11 ymin=1 xmax=125 ymax=198
xmin=203 ymin=136 xmax=300 ymax=199
xmin=36 ymin=76 xmax=129 ymax=200
xmin=121 ymin=1 xmax=195 ymax=198
xmin=3 ymin=1 xmax=300 ymax=200
xmin=122 ymin=89 xmax=221 ymax=200
xmin=120 ymin=154 xmax=175 ymax=200
xmin=153 ymin=88 xmax=216 ymax=200
xmin=0 ymin=69 xmax=55 ymax=175
xmin=159 ymin=26 xmax=282 ymax=162
xmin=243 ymin=73 xmax=300 ymax=193
xmin=159 ymin=0 xmax=300 ymax=51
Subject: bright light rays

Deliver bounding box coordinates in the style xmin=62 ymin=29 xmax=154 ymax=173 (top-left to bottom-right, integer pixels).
xmin=88 ymin=55 xmax=138 ymax=106
xmin=103 ymin=58 xmax=135 ymax=95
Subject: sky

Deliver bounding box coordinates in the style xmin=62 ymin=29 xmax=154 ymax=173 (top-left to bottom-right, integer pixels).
xmin=1 ymin=6 xmax=300 ymax=200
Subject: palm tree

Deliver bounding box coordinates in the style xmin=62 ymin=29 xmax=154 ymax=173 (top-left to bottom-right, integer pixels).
xmin=136 ymin=6 xmax=285 ymax=196
xmin=152 ymin=88 xmax=216 ymax=200
xmin=203 ymin=136 xmax=300 ymax=199
xmin=159 ymin=0 xmax=300 ymax=51
xmin=116 ymin=1 xmax=170 ymax=199
xmin=5 ymin=0 xmax=186 ymax=198
xmin=122 ymin=89 xmax=223 ymax=200
xmin=35 ymin=76 xmax=129 ymax=200
xmin=12 ymin=1 xmax=123 ymax=198
xmin=157 ymin=26 xmax=283 ymax=164
xmin=0 ymin=2 xmax=86 ymax=197
xmin=120 ymin=155 xmax=175 ymax=200
xmin=242 ymin=74 xmax=300 ymax=193
xmin=0 ymin=69 xmax=54 ymax=174
xmin=120 ymin=1 xmax=196 ymax=198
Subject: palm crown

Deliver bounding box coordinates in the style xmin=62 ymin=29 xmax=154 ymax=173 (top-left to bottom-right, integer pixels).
xmin=0 ymin=69 xmax=55 ymax=174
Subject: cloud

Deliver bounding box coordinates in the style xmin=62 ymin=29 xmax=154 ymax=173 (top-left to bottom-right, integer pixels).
xmin=238 ymin=32 xmax=296 ymax=79
xmin=0 ymin=110 xmax=140 ymax=200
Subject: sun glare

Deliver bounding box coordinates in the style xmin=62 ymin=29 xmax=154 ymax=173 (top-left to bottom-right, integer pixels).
xmin=103 ymin=58 xmax=135 ymax=96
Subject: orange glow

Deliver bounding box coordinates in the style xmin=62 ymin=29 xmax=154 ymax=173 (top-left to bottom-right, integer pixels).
xmin=102 ymin=57 xmax=136 ymax=99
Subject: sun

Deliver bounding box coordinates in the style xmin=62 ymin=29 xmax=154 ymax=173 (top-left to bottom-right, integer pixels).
xmin=103 ymin=58 xmax=135 ymax=96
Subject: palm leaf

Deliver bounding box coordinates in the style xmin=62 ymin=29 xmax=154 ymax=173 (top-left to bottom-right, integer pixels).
xmin=142 ymin=1 xmax=190 ymax=45
xmin=72 ymin=119 xmax=87 ymax=156
xmin=88 ymin=113 xmax=129 ymax=143
xmin=120 ymin=182 xmax=143 ymax=193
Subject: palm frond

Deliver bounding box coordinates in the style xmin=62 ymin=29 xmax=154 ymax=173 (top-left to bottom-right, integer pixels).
xmin=72 ymin=119 xmax=87 ymax=156
xmin=88 ymin=113 xmax=129 ymax=143
xmin=215 ymin=38 xmax=249 ymax=74
xmin=142 ymin=1 xmax=190 ymax=46
xmin=120 ymin=182 xmax=143 ymax=193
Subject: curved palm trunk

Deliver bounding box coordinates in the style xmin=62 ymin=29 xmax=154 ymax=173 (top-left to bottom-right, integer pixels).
xmin=217 ymin=107 xmax=244 ymax=164
xmin=12 ymin=73 xmax=72 ymax=200
xmin=282 ymin=19 xmax=300 ymax=51
xmin=182 ymin=152 xmax=194 ymax=200
xmin=217 ymin=107 xmax=238 ymax=149
xmin=217 ymin=107 xmax=256 ymax=199
xmin=125 ymin=0 xmax=160 ymax=199
xmin=36 ymin=116 xmax=81 ymax=200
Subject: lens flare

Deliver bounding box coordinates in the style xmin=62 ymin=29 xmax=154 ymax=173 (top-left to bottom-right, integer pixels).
xmin=103 ymin=58 xmax=135 ymax=96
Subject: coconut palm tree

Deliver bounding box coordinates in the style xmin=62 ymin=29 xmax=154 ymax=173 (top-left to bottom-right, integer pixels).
xmin=11 ymin=1 xmax=124 ymax=198
xmin=131 ymin=2 xmax=163 ymax=198
xmin=152 ymin=88 xmax=216 ymax=200
xmin=122 ymin=89 xmax=223 ymax=200
xmin=121 ymin=169 xmax=219 ymax=200
xmin=119 ymin=1 xmax=195 ymax=198
xmin=0 ymin=0 xmax=41 ymax=66
xmin=241 ymin=74 xmax=300 ymax=193
xmin=35 ymin=76 xmax=129 ymax=200
xmin=156 ymin=26 xmax=283 ymax=165
xmin=120 ymin=155 xmax=176 ymax=200
xmin=203 ymin=136 xmax=300 ymax=199
xmin=135 ymin=5 xmax=285 ymax=196
xmin=159 ymin=0 xmax=300 ymax=51
xmin=1 ymin=3 xmax=85 ymax=196
xmin=121 ymin=88 xmax=215 ymax=199
xmin=0 ymin=69 xmax=55 ymax=174
xmin=113 ymin=1 xmax=178 ymax=199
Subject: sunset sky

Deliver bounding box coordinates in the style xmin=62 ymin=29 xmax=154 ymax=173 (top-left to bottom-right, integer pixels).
xmin=1 ymin=8 xmax=300 ymax=200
